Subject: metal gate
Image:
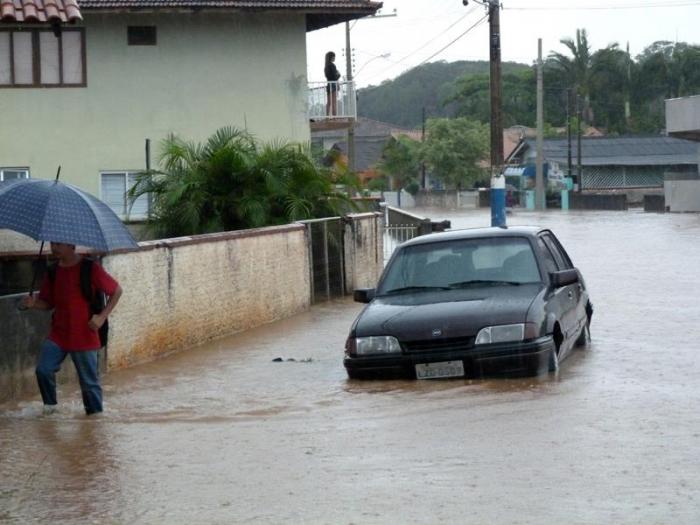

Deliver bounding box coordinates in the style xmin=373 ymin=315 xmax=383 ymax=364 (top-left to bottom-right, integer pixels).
xmin=302 ymin=218 xmax=345 ymax=304
xmin=383 ymin=224 xmax=420 ymax=265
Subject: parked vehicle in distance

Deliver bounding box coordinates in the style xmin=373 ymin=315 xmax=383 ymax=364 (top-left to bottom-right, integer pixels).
xmin=344 ymin=227 xmax=593 ymax=379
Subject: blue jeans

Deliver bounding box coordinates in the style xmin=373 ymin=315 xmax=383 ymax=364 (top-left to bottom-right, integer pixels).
xmin=36 ymin=340 xmax=103 ymax=415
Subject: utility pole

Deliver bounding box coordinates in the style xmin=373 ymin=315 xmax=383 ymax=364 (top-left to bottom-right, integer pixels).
xmin=345 ymin=21 xmax=355 ymax=173
xmin=421 ymin=106 xmax=427 ymax=189
xmin=488 ymin=0 xmax=505 ymax=227
xmin=567 ymin=89 xmax=573 ymax=183
xmin=577 ymin=93 xmax=583 ymax=193
xmin=535 ymin=38 xmax=545 ymax=211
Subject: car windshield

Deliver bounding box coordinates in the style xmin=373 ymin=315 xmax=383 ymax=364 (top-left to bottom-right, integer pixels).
xmin=378 ymin=236 xmax=542 ymax=295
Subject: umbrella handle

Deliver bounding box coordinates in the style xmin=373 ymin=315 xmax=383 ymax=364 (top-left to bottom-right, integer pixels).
xmin=16 ymin=241 xmax=45 ymax=312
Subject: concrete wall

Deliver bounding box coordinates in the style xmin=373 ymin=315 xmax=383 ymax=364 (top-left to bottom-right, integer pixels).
xmin=414 ymin=190 xmax=479 ymax=209
xmin=0 ymin=230 xmax=42 ymax=253
xmin=344 ymin=213 xmax=384 ymax=291
xmin=0 ymin=295 xmax=50 ymax=402
xmin=102 ymin=224 xmax=310 ymax=369
xmin=569 ymin=193 xmax=628 ymax=211
xmin=664 ymin=175 xmax=700 ymax=212
xmin=0 ymin=12 xmax=309 ymax=195
xmin=370 ymin=191 xmax=416 ymax=208
xmin=666 ymin=95 xmax=700 ymax=139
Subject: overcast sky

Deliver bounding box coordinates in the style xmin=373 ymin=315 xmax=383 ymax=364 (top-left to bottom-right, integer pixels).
xmin=306 ymin=0 xmax=700 ymax=89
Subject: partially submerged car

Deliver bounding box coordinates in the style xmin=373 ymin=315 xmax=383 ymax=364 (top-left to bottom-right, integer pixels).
xmin=344 ymin=227 xmax=592 ymax=379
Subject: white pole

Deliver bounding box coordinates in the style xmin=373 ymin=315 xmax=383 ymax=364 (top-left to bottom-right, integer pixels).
xmin=535 ymin=38 xmax=545 ymax=210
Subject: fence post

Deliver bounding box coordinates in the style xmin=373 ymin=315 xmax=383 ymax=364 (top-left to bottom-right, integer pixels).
xmin=322 ymin=221 xmax=330 ymax=301
xmin=305 ymin=223 xmax=315 ymax=304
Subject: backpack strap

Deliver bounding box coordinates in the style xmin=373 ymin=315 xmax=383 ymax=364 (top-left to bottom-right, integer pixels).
xmin=79 ymin=257 xmax=95 ymax=304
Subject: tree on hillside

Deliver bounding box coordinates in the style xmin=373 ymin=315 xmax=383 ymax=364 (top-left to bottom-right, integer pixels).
xmin=376 ymin=135 xmax=421 ymax=207
xmin=589 ymin=45 xmax=632 ymax=133
xmin=129 ymin=127 xmax=355 ymax=238
xmin=447 ymin=69 xmax=537 ymax=127
xmin=632 ymin=41 xmax=700 ymax=131
xmin=421 ymin=118 xmax=489 ymax=191
xmin=357 ymin=60 xmax=530 ymax=128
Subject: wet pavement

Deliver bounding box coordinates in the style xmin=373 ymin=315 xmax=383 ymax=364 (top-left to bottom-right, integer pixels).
xmin=2 ymin=208 xmax=700 ymax=524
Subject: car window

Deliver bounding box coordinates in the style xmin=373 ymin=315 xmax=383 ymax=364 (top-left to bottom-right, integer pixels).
xmin=545 ymin=233 xmax=574 ymax=268
xmin=536 ymin=237 xmax=558 ymax=274
xmin=541 ymin=234 xmax=570 ymax=270
xmin=379 ymin=237 xmax=542 ymax=293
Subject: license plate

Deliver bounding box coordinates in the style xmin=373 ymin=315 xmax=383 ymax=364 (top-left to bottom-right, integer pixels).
xmin=415 ymin=360 xmax=465 ymax=379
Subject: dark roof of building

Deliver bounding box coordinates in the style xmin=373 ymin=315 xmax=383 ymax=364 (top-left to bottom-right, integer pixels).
xmin=511 ymin=136 xmax=699 ymax=167
xmin=76 ymin=0 xmax=381 ymax=31
xmin=1 ymin=0 xmax=82 ymax=24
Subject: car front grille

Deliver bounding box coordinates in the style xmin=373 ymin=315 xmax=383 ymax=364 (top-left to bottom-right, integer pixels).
xmin=402 ymin=336 xmax=475 ymax=353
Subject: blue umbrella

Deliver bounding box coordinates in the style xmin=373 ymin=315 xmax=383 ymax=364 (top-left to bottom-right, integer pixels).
xmin=0 ymin=176 xmax=139 ymax=252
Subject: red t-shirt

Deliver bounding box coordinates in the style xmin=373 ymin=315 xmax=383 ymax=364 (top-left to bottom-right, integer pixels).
xmin=38 ymin=260 xmax=119 ymax=351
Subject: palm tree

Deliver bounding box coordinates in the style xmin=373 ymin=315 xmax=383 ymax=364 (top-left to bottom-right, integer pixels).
xmin=129 ymin=127 xmax=355 ymax=238
xmin=549 ymin=29 xmax=596 ymax=123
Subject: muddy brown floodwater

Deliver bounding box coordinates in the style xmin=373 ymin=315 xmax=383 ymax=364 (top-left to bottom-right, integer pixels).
xmin=2 ymin=209 xmax=700 ymax=524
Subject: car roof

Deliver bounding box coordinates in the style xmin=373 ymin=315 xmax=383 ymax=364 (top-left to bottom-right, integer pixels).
xmin=399 ymin=226 xmax=545 ymax=248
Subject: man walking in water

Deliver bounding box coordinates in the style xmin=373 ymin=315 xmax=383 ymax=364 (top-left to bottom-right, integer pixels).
xmin=22 ymin=242 xmax=122 ymax=415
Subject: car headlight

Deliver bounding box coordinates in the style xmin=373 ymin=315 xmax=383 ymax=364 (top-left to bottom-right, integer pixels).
xmin=475 ymin=324 xmax=525 ymax=345
xmin=355 ymin=336 xmax=402 ymax=356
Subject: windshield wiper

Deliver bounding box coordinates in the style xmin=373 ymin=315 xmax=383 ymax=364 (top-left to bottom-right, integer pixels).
xmin=382 ymin=285 xmax=452 ymax=295
xmin=448 ymin=280 xmax=522 ymax=288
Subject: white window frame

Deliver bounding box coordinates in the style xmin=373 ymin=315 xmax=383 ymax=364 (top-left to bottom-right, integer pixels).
xmin=100 ymin=171 xmax=150 ymax=220
xmin=0 ymin=167 xmax=29 ymax=181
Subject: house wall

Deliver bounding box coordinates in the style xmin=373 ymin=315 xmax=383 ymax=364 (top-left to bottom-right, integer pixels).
xmin=666 ymin=95 xmax=700 ymax=139
xmin=0 ymin=12 xmax=310 ymax=196
xmin=664 ymin=174 xmax=700 ymax=212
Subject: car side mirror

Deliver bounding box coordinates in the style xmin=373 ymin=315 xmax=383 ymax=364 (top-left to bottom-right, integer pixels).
xmin=550 ymin=269 xmax=579 ymax=288
xmin=353 ymin=288 xmax=375 ymax=303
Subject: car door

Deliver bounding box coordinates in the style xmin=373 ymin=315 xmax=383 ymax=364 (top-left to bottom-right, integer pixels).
xmin=540 ymin=232 xmax=582 ymax=355
xmin=545 ymin=232 xmax=589 ymax=335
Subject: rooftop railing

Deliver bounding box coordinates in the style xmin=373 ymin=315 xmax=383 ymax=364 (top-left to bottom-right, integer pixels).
xmin=308 ymin=80 xmax=356 ymax=121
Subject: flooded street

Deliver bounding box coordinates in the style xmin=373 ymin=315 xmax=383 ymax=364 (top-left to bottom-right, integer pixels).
xmin=2 ymin=208 xmax=700 ymax=524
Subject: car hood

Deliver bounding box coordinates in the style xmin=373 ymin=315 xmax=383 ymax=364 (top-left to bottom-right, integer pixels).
xmin=354 ymin=284 xmax=543 ymax=341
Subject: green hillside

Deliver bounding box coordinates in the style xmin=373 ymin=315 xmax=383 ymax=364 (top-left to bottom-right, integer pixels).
xmin=357 ymin=60 xmax=531 ymax=128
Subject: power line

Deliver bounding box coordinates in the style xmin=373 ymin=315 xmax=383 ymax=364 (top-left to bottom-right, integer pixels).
xmin=506 ymin=1 xmax=700 ymax=10
xmin=362 ymin=5 xmax=482 ymax=83
xmin=395 ymin=6 xmax=481 ymax=65
xmin=416 ymin=14 xmax=489 ymax=67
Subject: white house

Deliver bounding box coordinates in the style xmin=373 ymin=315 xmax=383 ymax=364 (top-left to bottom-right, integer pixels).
xmin=665 ymin=95 xmax=700 ymax=212
xmin=0 ymin=0 xmax=380 ymax=220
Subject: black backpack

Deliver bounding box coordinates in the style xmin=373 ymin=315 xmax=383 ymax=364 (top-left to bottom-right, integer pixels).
xmin=46 ymin=258 xmax=109 ymax=348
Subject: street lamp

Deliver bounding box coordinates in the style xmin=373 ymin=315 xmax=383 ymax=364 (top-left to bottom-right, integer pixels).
xmin=354 ymin=53 xmax=391 ymax=77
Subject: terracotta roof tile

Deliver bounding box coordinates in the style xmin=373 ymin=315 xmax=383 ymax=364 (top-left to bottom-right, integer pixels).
xmin=78 ymin=0 xmax=379 ymax=8
xmin=78 ymin=0 xmax=381 ymax=31
xmin=1 ymin=0 xmax=82 ymax=23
